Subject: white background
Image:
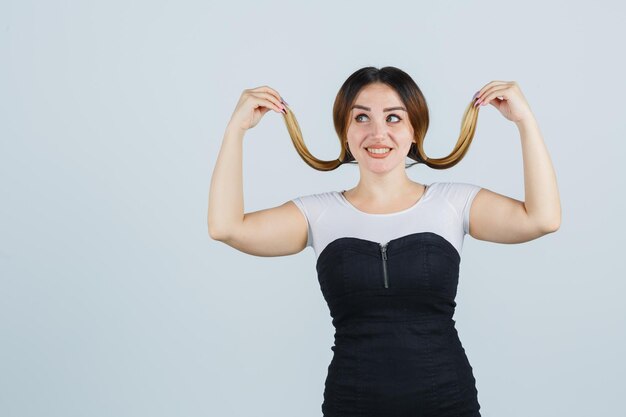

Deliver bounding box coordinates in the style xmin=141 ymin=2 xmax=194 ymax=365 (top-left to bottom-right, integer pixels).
xmin=1 ymin=0 xmax=624 ymax=416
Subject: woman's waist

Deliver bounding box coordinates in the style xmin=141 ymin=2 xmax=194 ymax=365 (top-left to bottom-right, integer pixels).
xmin=327 ymin=291 xmax=457 ymax=328
xmin=327 ymin=325 xmax=473 ymax=388
xmin=332 ymin=313 xmax=457 ymax=333
xmin=332 ymin=318 xmax=462 ymax=350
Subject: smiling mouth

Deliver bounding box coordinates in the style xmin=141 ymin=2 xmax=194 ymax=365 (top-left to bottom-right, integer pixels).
xmin=366 ymin=147 xmax=392 ymax=154
xmin=365 ymin=147 xmax=393 ymax=158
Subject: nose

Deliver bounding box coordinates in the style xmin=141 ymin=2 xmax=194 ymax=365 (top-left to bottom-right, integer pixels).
xmin=369 ymin=117 xmax=388 ymax=139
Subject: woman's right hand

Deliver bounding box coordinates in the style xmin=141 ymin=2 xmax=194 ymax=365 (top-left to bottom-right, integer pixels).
xmin=226 ymin=86 xmax=287 ymax=132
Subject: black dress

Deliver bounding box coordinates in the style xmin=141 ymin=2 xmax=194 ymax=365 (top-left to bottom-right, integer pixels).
xmin=316 ymin=231 xmax=482 ymax=417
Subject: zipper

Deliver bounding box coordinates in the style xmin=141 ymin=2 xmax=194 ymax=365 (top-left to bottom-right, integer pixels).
xmin=380 ymin=242 xmax=389 ymax=288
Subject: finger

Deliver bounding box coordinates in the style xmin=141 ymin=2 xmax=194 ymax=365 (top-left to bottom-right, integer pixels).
xmin=476 ymin=81 xmax=503 ymax=101
xmin=249 ymin=86 xmax=284 ymax=106
xmin=250 ymin=91 xmax=286 ymax=113
xmin=474 ymin=86 xmax=509 ymax=105
xmin=251 ymin=94 xmax=285 ymax=114
xmin=475 ymin=85 xmax=509 ymax=107
xmin=475 ymin=81 xmax=509 ymax=103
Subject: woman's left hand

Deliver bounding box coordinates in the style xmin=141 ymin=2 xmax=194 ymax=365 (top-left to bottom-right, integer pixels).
xmin=474 ymin=81 xmax=535 ymax=124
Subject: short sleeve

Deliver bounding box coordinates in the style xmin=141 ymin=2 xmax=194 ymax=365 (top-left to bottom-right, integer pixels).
xmin=290 ymin=192 xmax=332 ymax=249
xmin=291 ymin=197 xmax=312 ymax=247
xmin=443 ymin=182 xmax=482 ymax=235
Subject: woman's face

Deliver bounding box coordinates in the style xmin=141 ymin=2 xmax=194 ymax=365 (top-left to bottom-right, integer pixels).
xmin=346 ymin=82 xmax=415 ymax=174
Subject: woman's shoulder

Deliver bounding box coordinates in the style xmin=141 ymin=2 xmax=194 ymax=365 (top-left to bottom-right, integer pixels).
xmin=430 ymin=180 xmax=481 ymax=193
xmin=290 ymin=190 xmax=342 ymax=211
xmin=290 ymin=190 xmax=343 ymax=227
xmin=292 ymin=189 xmax=341 ymax=202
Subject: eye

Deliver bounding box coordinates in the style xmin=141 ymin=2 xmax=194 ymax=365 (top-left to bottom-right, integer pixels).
xmin=355 ymin=113 xmax=403 ymax=123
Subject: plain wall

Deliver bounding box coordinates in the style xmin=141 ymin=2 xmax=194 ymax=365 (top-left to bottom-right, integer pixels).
xmin=1 ymin=0 xmax=624 ymax=416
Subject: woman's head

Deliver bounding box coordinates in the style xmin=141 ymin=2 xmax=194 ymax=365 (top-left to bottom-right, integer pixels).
xmin=282 ymin=65 xmax=480 ymax=171
xmin=334 ymin=66 xmax=428 ymax=171
xmin=343 ymin=82 xmax=418 ymax=176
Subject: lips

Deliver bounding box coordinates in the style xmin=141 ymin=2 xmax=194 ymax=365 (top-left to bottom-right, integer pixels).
xmin=366 ymin=148 xmax=392 ymax=158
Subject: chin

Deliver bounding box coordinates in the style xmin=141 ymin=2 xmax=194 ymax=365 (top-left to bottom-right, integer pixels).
xmin=362 ymin=159 xmax=401 ymax=172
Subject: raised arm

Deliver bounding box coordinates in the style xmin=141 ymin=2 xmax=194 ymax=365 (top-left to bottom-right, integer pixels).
xmin=207 ymin=86 xmax=308 ymax=256
xmin=469 ymin=81 xmax=561 ymax=243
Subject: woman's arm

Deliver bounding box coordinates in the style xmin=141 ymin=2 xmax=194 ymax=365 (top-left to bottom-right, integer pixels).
xmin=469 ymin=81 xmax=561 ymax=243
xmin=208 ymin=121 xmax=309 ymax=256
xmin=207 ymin=123 xmax=246 ymax=240
xmin=207 ymin=87 xmax=308 ymax=255
xmin=516 ymin=116 xmax=561 ymax=231
xmin=469 ymin=115 xmax=561 ymax=243
xmin=208 ymin=86 xmax=284 ymax=240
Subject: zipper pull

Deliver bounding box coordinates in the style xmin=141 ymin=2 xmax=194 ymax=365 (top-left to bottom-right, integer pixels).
xmin=380 ymin=242 xmax=389 ymax=289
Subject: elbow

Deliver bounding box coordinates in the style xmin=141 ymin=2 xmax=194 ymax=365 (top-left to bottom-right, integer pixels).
xmin=541 ymin=218 xmax=561 ymax=234
xmin=208 ymin=222 xmax=230 ymax=241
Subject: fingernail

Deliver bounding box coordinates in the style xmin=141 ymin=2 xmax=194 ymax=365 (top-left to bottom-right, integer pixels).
xmin=280 ymin=96 xmax=289 ymax=106
xmin=473 ymin=91 xmax=480 ymax=100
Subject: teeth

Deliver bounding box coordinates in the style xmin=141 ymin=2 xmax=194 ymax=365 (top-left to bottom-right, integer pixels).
xmin=367 ymin=148 xmax=391 ymax=154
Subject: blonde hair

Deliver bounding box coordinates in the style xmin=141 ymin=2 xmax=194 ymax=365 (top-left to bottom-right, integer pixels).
xmin=280 ymin=66 xmax=480 ymax=171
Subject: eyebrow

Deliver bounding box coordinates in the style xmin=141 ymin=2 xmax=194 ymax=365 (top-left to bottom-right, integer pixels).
xmin=351 ymin=104 xmax=407 ymax=112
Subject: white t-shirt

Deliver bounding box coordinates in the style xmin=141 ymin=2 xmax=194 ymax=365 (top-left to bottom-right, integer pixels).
xmin=291 ymin=182 xmax=482 ymax=262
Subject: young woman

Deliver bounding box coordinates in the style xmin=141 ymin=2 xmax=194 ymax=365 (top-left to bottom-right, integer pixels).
xmin=208 ymin=66 xmax=561 ymax=417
